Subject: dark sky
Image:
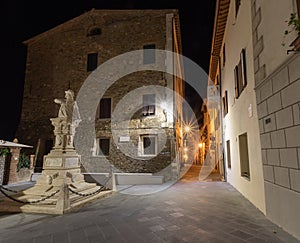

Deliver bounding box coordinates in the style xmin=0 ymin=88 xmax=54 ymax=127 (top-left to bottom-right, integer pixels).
xmin=0 ymin=0 xmax=215 ymax=141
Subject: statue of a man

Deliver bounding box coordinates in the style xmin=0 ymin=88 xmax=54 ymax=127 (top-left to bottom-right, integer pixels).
xmin=54 ymin=89 xmax=81 ymax=123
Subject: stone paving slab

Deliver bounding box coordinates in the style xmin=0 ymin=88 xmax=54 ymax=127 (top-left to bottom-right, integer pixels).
xmin=0 ymin=181 xmax=299 ymax=242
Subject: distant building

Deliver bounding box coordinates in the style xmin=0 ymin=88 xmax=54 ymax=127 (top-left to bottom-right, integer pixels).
xmin=209 ymin=0 xmax=300 ymax=239
xmin=16 ymin=9 xmax=185 ymax=180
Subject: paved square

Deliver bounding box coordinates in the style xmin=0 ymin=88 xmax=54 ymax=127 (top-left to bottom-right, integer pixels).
xmin=0 ymin=181 xmax=299 ymax=242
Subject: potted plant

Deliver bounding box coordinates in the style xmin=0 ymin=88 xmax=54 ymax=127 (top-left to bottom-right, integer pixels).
xmin=282 ymin=13 xmax=300 ymax=51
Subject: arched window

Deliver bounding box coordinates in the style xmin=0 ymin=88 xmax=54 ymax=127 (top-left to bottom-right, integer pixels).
xmin=87 ymin=27 xmax=101 ymax=37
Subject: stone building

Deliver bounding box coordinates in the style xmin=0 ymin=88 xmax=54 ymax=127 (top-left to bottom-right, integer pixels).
xmin=209 ymin=0 xmax=300 ymax=239
xmin=16 ymin=9 xmax=184 ymax=180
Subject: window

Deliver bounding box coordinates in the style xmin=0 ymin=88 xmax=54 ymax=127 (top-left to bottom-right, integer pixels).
xmin=143 ymin=44 xmax=156 ymax=64
xmin=226 ymin=140 xmax=231 ymax=169
xmin=87 ymin=27 xmax=101 ymax=36
xmin=142 ymin=135 xmax=156 ymax=155
xmin=142 ymin=94 xmax=155 ymax=116
xmin=297 ymin=0 xmax=300 ymax=17
xmin=99 ymin=138 xmax=110 ymax=156
xmin=239 ymin=133 xmax=250 ymax=179
xmin=234 ymin=49 xmax=247 ymax=98
xmin=87 ymin=53 xmax=98 ymax=71
xmin=99 ymin=98 xmax=111 ymax=119
xmin=235 ymin=0 xmax=241 ymax=17
xmin=222 ymin=90 xmax=228 ymax=116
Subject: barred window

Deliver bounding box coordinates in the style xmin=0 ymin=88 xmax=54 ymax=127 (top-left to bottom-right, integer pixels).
xmin=142 ymin=135 xmax=156 ymax=155
xmin=142 ymin=94 xmax=155 ymax=116
xmin=143 ymin=44 xmax=156 ymax=64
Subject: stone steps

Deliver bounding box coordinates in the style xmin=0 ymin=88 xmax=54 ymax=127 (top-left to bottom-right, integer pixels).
xmin=70 ymin=190 xmax=113 ymax=211
xmin=3 ymin=183 xmax=108 ymax=207
xmin=69 ymin=182 xmax=98 ymax=191
xmin=69 ymin=186 xmax=103 ymax=204
xmin=0 ymin=185 xmax=113 ymax=214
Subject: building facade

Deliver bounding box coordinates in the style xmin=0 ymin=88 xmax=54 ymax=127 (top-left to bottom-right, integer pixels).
xmin=16 ymin=9 xmax=184 ymax=180
xmin=209 ymin=0 xmax=300 ymax=239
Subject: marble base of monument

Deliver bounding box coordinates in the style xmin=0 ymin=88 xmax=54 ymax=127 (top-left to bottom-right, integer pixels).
xmin=0 ymin=116 xmax=112 ymax=214
xmin=0 ymin=150 xmax=112 ymax=214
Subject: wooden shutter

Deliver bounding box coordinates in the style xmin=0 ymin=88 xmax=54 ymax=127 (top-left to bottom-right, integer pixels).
xmin=234 ymin=65 xmax=239 ymax=98
xmin=241 ymin=49 xmax=247 ymax=87
xmin=237 ymin=60 xmax=243 ymax=96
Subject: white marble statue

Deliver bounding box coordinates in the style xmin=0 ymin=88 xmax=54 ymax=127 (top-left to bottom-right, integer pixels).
xmin=54 ymin=89 xmax=81 ymax=123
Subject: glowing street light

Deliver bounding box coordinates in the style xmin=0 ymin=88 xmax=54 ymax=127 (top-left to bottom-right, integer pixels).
xmin=198 ymin=143 xmax=203 ymax=148
xmin=184 ymin=125 xmax=191 ymax=134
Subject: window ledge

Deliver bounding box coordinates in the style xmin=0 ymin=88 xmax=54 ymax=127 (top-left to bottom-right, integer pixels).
xmin=241 ymin=175 xmax=250 ymax=181
xmin=97 ymin=118 xmax=111 ymax=121
xmin=138 ymin=155 xmax=156 ymax=158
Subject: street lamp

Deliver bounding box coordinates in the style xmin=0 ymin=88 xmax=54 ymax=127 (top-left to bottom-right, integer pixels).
xmin=184 ymin=125 xmax=191 ymax=134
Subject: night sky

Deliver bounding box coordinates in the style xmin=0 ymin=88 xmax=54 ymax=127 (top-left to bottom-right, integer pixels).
xmin=0 ymin=0 xmax=215 ymax=141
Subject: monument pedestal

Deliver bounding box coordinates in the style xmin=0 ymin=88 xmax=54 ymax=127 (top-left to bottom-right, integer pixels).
xmin=0 ymin=117 xmax=112 ymax=214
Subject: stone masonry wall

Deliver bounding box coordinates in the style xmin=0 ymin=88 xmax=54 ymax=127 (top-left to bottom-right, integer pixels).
xmin=251 ymin=0 xmax=266 ymax=86
xmin=251 ymin=0 xmax=300 ymax=238
xmin=16 ymin=10 xmax=180 ymax=175
xmin=255 ymin=54 xmax=300 ymax=238
xmin=17 ymin=10 xmax=177 ymax=145
xmin=256 ymin=54 xmax=300 ymax=194
xmin=85 ymin=126 xmax=173 ymax=173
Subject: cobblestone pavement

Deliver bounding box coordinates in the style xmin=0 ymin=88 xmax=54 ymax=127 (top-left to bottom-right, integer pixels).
xmin=0 ymin=176 xmax=299 ymax=242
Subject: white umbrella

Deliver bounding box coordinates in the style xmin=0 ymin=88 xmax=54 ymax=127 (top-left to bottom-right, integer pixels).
xmin=0 ymin=140 xmax=33 ymax=148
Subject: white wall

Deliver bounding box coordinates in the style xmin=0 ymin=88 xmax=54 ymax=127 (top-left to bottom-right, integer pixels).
xmin=221 ymin=0 xmax=266 ymax=213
